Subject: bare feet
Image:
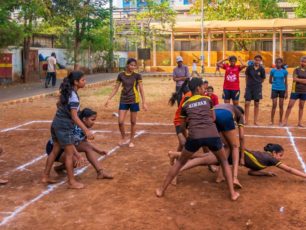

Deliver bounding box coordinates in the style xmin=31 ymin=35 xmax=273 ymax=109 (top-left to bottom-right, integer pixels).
xmin=41 ymin=175 xmax=58 ymax=184
xmin=269 ymin=122 xmax=274 ymax=126
xmin=128 ymin=142 xmax=135 ymax=148
xmin=231 ymin=192 xmax=240 ymax=201
xmin=279 ymin=122 xmax=283 ymax=127
xmin=0 ymin=179 xmax=8 ymax=185
xmin=254 ymin=122 xmax=259 ymax=126
xmin=233 ymin=178 xmax=243 ymax=189
xmin=54 ymin=165 xmax=66 ymax=176
xmin=119 ymin=138 xmax=128 ymax=146
xmin=171 ymin=176 xmax=177 ymax=186
xmin=97 ymin=169 xmax=113 ymax=179
xmin=298 ymin=123 xmax=304 ymax=127
xmin=208 ymin=165 xmax=218 ymax=173
xmin=155 ymin=188 xmax=164 ymax=198
xmin=216 ymin=177 xmax=225 ymax=183
xmin=282 ymin=122 xmax=288 ymax=127
xmin=168 ymin=151 xmax=179 ymax=166
xmin=68 ymin=181 xmax=84 ymax=189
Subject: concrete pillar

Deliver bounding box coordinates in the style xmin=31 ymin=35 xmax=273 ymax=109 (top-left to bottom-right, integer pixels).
xmin=208 ymin=31 xmax=211 ymax=67
xmin=272 ymin=30 xmax=276 ymax=65
xmin=153 ymin=32 xmax=156 ymax=66
xmin=171 ymin=31 xmax=174 ymax=66
xmin=279 ymin=29 xmax=283 ymax=58
xmin=223 ymin=30 xmax=226 ymax=60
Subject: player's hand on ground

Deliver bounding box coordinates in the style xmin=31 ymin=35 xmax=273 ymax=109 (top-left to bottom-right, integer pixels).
xmin=266 ymin=172 xmax=276 ymax=177
xmin=74 ymin=156 xmax=87 ymax=168
xmin=142 ymin=102 xmax=148 ymax=111
xmin=98 ymin=150 xmax=107 ymax=155
xmin=86 ymin=130 xmax=94 ymax=140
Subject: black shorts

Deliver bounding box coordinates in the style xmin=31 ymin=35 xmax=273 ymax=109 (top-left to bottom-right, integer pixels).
xmin=223 ymin=90 xmax=240 ymax=101
xmin=245 ymin=86 xmax=262 ymax=102
xmin=175 ymin=125 xmax=183 ymax=135
xmin=45 ymin=140 xmax=64 ymax=162
xmin=185 ymin=137 xmax=223 ymax=153
xmin=290 ymin=93 xmax=306 ymax=100
xmin=271 ymin=90 xmax=286 ymax=99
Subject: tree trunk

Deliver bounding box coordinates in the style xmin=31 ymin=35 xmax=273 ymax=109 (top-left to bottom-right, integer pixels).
xmin=22 ymin=36 xmax=31 ymax=83
xmin=74 ymin=20 xmax=80 ymax=70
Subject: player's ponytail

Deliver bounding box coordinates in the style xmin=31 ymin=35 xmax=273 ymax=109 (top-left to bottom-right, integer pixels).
xmin=264 ymin=143 xmax=284 ymax=153
xmin=168 ymin=78 xmax=190 ymax=106
xmin=79 ymin=108 xmax=97 ymax=120
xmin=59 ymin=71 xmax=84 ymax=106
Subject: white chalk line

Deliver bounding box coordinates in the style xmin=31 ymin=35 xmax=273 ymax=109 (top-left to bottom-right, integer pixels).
xmin=0 ymin=131 xmax=145 ymax=227
xmin=2 ymin=120 xmax=306 ymax=133
xmin=0 ymin=121 xmax=35 ymax=133
xmin=285 ymin=127 xmax=306 ymax=173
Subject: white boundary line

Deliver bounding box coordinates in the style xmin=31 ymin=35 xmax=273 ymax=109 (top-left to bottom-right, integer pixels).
xmin=2 ymin=120 xmax=306 ymax=130
xmin=0 ymin=131 xmax=145 ymax=227
xmin=0 ymin=121 xmax=35 ymax=133
xmin=285 ymin=127 xmax=306 ymax=173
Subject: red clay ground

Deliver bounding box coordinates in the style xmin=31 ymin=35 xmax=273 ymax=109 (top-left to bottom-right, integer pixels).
xmin=0 ymin=77 xmax=305 ymax=229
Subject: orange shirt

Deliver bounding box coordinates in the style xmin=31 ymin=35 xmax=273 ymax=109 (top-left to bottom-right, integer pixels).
xmin=173 ymin=91 xmax=192 ymax=126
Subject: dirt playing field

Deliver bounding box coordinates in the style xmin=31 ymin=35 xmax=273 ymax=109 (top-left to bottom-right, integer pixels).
xmin=0 ymin=76 xmax=305 ymax=230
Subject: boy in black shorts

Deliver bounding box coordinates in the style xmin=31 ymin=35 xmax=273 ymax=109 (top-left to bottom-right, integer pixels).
xmin=244 ymin=55 xmax=266 ymax=125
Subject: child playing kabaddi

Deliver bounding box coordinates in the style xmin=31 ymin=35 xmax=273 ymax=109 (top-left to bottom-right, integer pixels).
xmin=42 ymin=71 xmax=94 ymax=189
xmin=168 ymin=143 xmax=306 ymax=183
xmin=217 ymin=56 xmax=246 ymax=105
xmin=0 ymin=146 xmax=8 ymax=185
xmin=283 ymin=56 xmax=306 ymax=127
xmin=269 ymin=58 xmax=288 ymax=126
xmin=46 ymin=108 xmax=113 ymax=179
xmin=156 ymin=78 xmax=240 ymax=201
xmin=105 ymin=58 xmax=147 ymax=147
xmin=214 ymin=103 xmax=245 ymax=188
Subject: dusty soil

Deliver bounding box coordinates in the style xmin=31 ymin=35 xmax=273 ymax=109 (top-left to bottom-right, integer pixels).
xmin=0 ymin=77 xmax=305 ymax=230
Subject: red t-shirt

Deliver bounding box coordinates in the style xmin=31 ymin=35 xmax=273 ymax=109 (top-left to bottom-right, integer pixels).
xmin=222 ymin=64 xmax=242 ymax=90
xmin=204 ymin=92 xmax=219 ymax=106
xmin=173 ymin=91 xmax=192 ymax=126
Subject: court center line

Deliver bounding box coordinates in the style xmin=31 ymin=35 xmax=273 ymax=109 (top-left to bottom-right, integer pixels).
xmin=0 ymin=131 xmax=145 ymax=227
xmin=285 ymin=127 xmax=306 ymax=173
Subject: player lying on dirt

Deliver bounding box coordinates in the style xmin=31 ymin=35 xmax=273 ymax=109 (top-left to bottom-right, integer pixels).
xmin=168 ymin=143 xmax=306 ymax=185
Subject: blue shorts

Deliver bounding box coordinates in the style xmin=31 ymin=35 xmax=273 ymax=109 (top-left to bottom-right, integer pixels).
xmin=290 ymin=93 xmax=306 ymax=100
xmin=223 ymin=90 xmax=240 ymax=101
xmin=119 ymin=103 xmax=140 ymax=112
xmin=215 ymin=109 xmax=236 ymax=132
xmin=185 ymin=137 xmax=223 ymax=153
xmin=45 ymin=140 xmax=64 ymax=162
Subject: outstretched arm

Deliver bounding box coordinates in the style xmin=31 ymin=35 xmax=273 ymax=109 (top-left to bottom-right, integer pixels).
xmin=248 ymin=170 xmax=276 ymax=177
xmin=293 ymin=78 xmax=306 ymax=84
xmin=90 ymin=143 xmax=107 ymax=156
xmin=277 ymin=163 xmax=306 ymax=179
xmin=105 ymin=82 xmax=121 ymax=107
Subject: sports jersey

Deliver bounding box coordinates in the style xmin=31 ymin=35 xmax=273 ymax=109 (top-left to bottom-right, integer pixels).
xmin=222 ymin=64 xmax=242 ymax=90
xmin=244 ymin=150 xmax=282 ymax=171
xmin=174 ymin=91 xmax=192 ymax=126
xmin=292 ymin=67 xmax=306 ymax=93
xmin=116 ymin=72 xmax=142 ymax=104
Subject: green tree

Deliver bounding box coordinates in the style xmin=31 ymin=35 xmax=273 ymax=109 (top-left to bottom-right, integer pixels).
xmin=190 ymin=0 xmax=286 ymax=50
xmin=290 ymin=0 xmax=306 ymax=18
xmin=0 ymin=1 xmax=23 ymax=49
xmin=125 ymin=0 xmax=176 ymax=68
xmin=51 ymin=0 xmax=109 ymax=70
xmin=191 ymin=0 xmax=285 ymax=20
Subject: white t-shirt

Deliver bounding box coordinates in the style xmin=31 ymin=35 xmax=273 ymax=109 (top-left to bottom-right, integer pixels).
xmin=192 ymin=63 xmax=197 ymax=71
xmin=47 ymin=56 xmax=56 ymax=72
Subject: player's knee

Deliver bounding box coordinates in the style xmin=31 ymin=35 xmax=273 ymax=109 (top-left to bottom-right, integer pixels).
xmin=119 ymin=121 xmax=125 ymax=126
xmin=130 ymin=121 xmax=136 ymax=126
